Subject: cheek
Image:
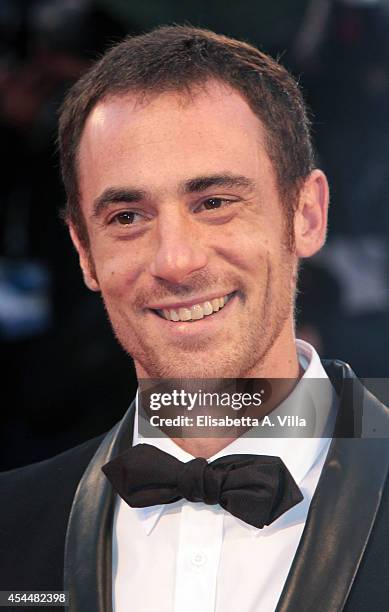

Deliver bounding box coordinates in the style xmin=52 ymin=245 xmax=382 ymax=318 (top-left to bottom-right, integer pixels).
xmin=91 ymin=245 xmax=143 ymax=302
xmin=216 ymin=223 xmax=273 ymax=276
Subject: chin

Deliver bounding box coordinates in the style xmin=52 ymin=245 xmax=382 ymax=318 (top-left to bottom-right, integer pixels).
xmin=115 ymin=326 xmax=262 ymax=379
xmin=135 ymin=352 xmax=254 ymax=379
xmin=139 ymin=364 xmax=222 ymax=379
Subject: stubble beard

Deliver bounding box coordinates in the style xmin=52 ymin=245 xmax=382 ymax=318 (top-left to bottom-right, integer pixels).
xmin=104 ymin=258 xmax=295 ymax=380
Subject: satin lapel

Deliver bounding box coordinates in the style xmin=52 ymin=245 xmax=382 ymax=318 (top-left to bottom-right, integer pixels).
xmin=64 ymin=401 xmax=136 ymax=612
xmin=276 ymin=363 xmax=389 ymax=612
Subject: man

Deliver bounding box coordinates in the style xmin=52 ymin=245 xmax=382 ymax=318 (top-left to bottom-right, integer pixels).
xmin=1 ymin=25 xmax=388 ymax=612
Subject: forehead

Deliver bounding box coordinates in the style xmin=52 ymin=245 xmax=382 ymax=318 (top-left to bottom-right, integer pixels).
xmin=78 ymin=81 xmax=276 ymax=204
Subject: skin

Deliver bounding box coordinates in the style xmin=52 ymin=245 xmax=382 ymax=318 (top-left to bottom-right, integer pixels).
xmin=70 ymin=81 xmax=328 ymax=457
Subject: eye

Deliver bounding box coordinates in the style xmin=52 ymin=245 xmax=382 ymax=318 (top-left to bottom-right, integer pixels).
xmin=197 ymin=198 xmax=235 ymax=212
xmin=110 ymin=211 xmax=143 ymax=225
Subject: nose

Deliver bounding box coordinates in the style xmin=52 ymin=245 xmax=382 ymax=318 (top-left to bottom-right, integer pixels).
xmin=149 ymin=209 xmax=208 ymax=283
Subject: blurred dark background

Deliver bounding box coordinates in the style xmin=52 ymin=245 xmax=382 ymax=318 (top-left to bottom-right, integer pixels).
xmin=1 ymin=0 xmax=389 ymax=470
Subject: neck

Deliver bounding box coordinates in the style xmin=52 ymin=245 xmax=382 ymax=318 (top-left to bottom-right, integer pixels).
xmin=172 ymin=347 xmax=303 ymax=459
xmin=137 ymin=326 xmax=302 ymax=459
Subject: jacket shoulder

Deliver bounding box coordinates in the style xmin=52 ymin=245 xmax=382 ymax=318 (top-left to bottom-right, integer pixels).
xmin=0 ymin=433 xmax=106 ymax=591
xmin=0 ymin=433 xmax=105 ymax=490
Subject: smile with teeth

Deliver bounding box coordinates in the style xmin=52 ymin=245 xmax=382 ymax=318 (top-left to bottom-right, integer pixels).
xmin=156 ymin=294 xmax=232 ymax=322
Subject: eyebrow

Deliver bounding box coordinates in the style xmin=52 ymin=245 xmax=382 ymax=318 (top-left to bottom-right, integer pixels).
xmin=182 ymin=173 xmax=256 ymax=194
xmin=92 ymin=173 xmax=255 ymax=218
xmin=92 ymin=187 xmax=148 ymax=218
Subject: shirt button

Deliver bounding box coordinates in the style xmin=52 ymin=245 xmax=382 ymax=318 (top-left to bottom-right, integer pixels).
xmin=191 ymin=552 xmax=207 ymax=567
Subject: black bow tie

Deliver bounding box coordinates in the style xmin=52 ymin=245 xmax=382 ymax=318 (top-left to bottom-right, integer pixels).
xmin=102 ymin=444 xmax=303 ymax=528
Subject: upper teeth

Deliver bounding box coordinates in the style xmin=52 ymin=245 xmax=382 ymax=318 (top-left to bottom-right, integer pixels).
xmin=159 ymin=295 xmax=230 ymax=322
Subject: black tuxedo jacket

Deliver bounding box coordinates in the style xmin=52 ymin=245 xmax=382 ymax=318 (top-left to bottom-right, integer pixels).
xmin=1 ymin=360 xmax=388 ymax=612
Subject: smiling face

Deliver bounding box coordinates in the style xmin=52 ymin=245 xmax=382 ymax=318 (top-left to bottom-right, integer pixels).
xmin=72 ymin=81 xmax=326 ymax=379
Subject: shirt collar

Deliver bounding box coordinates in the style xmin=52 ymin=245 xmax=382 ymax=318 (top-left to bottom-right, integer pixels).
xmin=129 ymin=340 xmax=338 ymax=535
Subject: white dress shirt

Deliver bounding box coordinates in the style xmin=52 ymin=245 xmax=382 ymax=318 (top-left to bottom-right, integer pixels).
xmin=112 ymin=340 xmax=338 ymax=612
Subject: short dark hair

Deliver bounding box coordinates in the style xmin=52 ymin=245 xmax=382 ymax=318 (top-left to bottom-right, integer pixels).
xmin=59 ymin=24 xmax=315 ymax=246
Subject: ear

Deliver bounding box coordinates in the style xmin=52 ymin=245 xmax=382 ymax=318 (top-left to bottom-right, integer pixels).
xmin=69 ymin=224 xmax=100 ymax=292
xmin=293 ymin=169 xmax=329 ymax=258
